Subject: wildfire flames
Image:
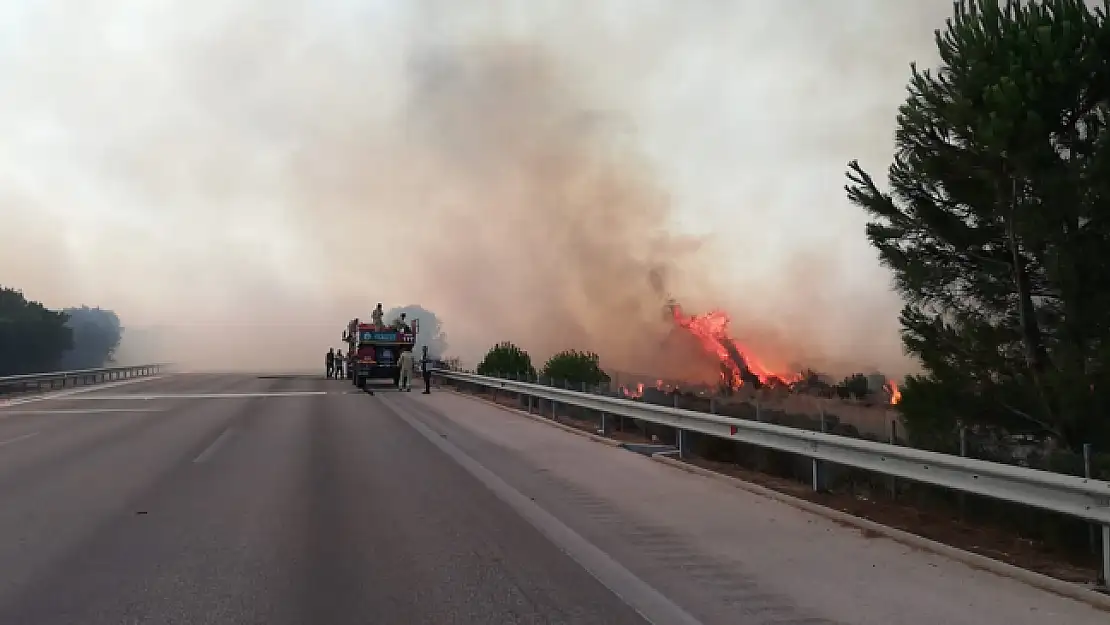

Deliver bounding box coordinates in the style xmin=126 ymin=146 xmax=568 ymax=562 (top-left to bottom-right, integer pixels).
xmin=885 ymin=380 xmax=902 ymax=405
xmin=670 ymin=304 xmax=801 ymax=390
xmin=618 ymin=302 xmax=902 ymax=406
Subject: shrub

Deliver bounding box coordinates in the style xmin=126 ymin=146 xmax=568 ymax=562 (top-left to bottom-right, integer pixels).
xmin=476 ymin=341 xmax=536 ymax=378
xmin=541 ymin=349 xmax=611 ymax=388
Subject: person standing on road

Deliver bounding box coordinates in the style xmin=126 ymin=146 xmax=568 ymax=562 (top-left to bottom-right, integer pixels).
xmin=334 ymin=349 xmax=344 ymax=379
xmin=397 ymin=349 xmax=414 ymax=391
xmin=420 ymin=345 xmax=433 ymax=394
xmin=326 ymin=348 xmax=335 ymax=379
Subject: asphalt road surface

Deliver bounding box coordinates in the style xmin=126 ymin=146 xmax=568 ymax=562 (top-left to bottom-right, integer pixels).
xmin=0 ymin=374 xmax=1105 ymax=625
xmin=0 ymin=374 xmax=652 ymax=625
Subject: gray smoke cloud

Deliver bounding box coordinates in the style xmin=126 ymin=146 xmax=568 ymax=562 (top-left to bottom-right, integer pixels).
xmin=0 ymin=1 xmax=956 ymax=376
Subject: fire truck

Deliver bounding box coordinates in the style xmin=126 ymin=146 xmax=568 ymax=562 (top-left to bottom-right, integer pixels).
xmin=343 ymin=316 xmax=419 ymax=389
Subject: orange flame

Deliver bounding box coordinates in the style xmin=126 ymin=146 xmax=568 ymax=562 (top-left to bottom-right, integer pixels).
xmin=664 ymin=302 xmax=902 ymax=404
xmin=885 ymin=380 xmax=902 ymax=405
xmin=621 ymin=382 xmax=645 ymax=398
xmin=671 ymin=305 xmax=800 ymax=389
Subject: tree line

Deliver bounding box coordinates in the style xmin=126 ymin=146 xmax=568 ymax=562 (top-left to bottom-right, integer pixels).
xmin=0 ymin=287 xmax=123 ymax=376
xmin=475 ymin=342 xmax=611 ymax=390
xmin=475 ymin=340 xmax=888 ymax=403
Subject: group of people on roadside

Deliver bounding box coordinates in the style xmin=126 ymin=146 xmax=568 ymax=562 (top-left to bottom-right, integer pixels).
xmin=324 ymin=345 xmax=433 ymax=393
xmin=325 ymin=348 xmax=346 ymax=380
xmin=396 ymin=345 xmax=434 ymax=394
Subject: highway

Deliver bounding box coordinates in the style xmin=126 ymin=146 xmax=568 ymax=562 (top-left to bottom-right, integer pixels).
xmin=0 ymin=374 xmax=1104 ymax=625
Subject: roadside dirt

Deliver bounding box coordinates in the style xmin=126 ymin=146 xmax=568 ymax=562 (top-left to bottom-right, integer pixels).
xmin=680 ymin=456 xmax=1100 ymax=585
xmin=448 ymin=383 xmax=1104 ymax=588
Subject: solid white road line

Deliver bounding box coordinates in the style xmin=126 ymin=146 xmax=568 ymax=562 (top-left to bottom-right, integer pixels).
xmin=0 ymin=408 xmax=168 ymax=415
xmin=380 ymin=394 xmax=705 ymax=625
xmin=0 ymin=432 xmax=40 ymax=447
xmin=72 ymin=391 xmax=328 ymax=401
xmin=0 ymin=375 xmax=169 ymax=408
xmin=193 ymin=427 xmax=238 ymax=463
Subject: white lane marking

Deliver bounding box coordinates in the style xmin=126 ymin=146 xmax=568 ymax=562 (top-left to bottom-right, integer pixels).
xmin=379 ymin=395 xmax=704 ymax=625
xmin=70 ymin=391 xmax=327 ymax=401
xmin=0 ymin=408 xmax=168 ymax=415
xmin=193 ymin=427 xmax=237 ymax=463
xmin=0 ymin=432 xmax=40 ymax=447
xmin=0 ymin=375 xmax=169 ymax=408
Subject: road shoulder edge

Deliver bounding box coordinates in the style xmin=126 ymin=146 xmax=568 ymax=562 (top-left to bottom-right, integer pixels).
xmin=440 ymin=386 xmax=1110 ymax=612
xmin=442 ymin=388 xmax=624 ymax=447
xmin=653 ymin=456 xmax=1110 ymax=611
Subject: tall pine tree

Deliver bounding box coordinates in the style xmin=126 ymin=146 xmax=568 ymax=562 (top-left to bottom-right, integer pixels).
xmin=847 ymin=0 xmax=1110 ymax=451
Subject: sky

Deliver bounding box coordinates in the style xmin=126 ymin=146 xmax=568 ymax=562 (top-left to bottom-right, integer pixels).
xmin=0 ymin=0 xmax=959 ymax=376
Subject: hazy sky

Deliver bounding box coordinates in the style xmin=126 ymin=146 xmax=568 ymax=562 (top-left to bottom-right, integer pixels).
xmin=0 ymin=1 xmax=957 ymax=375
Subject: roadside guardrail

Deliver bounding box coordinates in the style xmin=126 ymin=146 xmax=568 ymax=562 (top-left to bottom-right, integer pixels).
xmin=0 ymin=364 xmax=169 ymax=396
xmin=434 ymin=368 xmax=1110 ymax=587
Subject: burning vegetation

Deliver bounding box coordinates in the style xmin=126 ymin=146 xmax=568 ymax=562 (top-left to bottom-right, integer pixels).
xmin=618 ymin=300 xmax=903 ymax=407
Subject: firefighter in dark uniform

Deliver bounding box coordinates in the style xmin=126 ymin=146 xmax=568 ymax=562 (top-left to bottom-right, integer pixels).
xmin=420 ymin=345 xmax=433 ymax=394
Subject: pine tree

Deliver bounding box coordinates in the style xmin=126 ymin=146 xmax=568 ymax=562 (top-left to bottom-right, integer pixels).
xmin=846 ymin=0 xmax=1110 ymax=450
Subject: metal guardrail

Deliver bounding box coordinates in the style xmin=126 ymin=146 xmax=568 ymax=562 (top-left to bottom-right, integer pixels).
xmin=0 ymin=364 xmax=169 ymax=395
xmin=436 ymin=369 xmax=1110 ymax=583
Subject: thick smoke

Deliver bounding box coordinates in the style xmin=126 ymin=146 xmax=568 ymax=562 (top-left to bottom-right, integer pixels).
xmin=0 ymin=1 xmax=956 ymax=376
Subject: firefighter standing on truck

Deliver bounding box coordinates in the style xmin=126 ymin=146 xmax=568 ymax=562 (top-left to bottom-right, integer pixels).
xmin=391 ymin=312 xmax=411 ymax=332
xmin=371 ymin=303 xmax=385 ymax=330
xmin=397 ymin=349 xmax=414 ymax=391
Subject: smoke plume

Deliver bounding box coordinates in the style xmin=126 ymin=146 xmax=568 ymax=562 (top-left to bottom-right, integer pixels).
xmin=0 ymin=1 xmax=956 ymax=376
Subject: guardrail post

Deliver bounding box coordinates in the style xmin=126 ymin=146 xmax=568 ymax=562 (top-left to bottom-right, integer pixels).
xmin=958 ymin=424 xmax=968 ymax=521
xmin=514 ymin=373 xmax=525 ymax=410
xmin=1092 ymin=523 xmax=1110 ymax=590
xmin=888 ymin=420 xmax=898 ymax=499
xmin=754 ymin=399 xmax=767 ymax=472
xmin=1085 ymin=444 xmax=1096 ymax=555
xmin=812 ymin=410 xmax=827 ymax=492
xmin=1088 ymin=442 xmax=1110 ymax=588
xmin=678 ymin=427 xmax=687 ymax=460
xmin=1100 ymin=524 xmax=1109 ymax=589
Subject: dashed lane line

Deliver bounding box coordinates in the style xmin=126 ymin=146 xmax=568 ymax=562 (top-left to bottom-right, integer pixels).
xmin=0 ymin=408 xmax=169 ymax=415
xmin=193 ymin=426 xmax=238 ymax=463
xmin=0 ymin=432 xmax=40 ymax=447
